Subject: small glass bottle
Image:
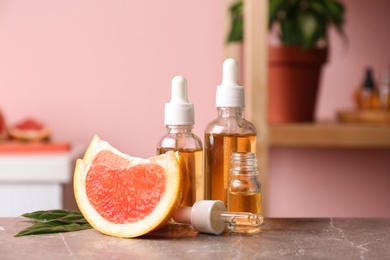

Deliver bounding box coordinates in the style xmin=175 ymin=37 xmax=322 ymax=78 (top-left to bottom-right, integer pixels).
xmin=379 ymin=70 xmax=390 ymax=110
xmin=228 ymin=152 xmax=262 ymax=234
xmin=157 ymin=76 xmax=203 ymax=206
xmin=355 ymin=67 xmax=377 ymax=109
xmin=204 ymin=58 xmax=257 ymax=205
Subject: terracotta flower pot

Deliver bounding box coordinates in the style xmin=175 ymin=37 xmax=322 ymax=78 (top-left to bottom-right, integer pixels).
xmin=268 ymin=46 xmax=328 ymax=123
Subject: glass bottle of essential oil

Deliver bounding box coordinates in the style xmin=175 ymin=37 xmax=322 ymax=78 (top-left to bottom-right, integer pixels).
xmin=355 ymin=67 xmax=376 ymax=109
xmin=157 ymin=76 xmax=203 ymax=206
xmin=228 ymin=152 xmax=262 ymax=234
xmin=204 ymin=58 xmax=257 ymax=205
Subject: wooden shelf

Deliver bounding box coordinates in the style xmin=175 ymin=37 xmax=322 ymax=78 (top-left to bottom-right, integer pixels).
xmin=269 ymin=123 xmax=390 ymax=148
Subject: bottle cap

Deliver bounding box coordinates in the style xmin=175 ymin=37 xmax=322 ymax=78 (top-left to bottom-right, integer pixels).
xmin=363 ymin=67 xmax=376 ymax=90
xmin=164 ymin=76 xmax=195 ymax=125
xmin=172 ymin=200 xmax=227 ymax=235
xmin=191 ymin=200 xmax=226 ymax=235
xmin=216 ymin=58 xmax=245 ymax=108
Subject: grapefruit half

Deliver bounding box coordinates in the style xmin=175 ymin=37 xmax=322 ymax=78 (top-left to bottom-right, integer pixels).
xmin=8 ymin=118 xmax=50 ymax=141
xmin=74 ymin=135 xmax=183 ymax=238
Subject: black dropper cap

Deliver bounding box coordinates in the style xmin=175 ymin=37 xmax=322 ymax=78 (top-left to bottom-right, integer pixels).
xmin=362 ymin=67 xmax=376 ymax=90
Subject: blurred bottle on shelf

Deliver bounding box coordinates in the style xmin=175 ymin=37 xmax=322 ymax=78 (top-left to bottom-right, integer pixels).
xmin=354 ymin=67 xmax=390 ymax=111
xmin=379 ymin=69 xmax=390 ymax=110
xmin=355 ymin=67 xmax=376 ymax=110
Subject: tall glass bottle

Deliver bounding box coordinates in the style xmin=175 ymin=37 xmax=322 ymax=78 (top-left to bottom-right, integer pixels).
xmin=204 ymin=58 xmax=257 ymax=205
xmin=157 ymin=76 xmax=203 ymax=206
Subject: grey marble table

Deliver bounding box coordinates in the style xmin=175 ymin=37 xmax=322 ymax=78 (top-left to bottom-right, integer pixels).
xmin=1 ymin=217 xmax=390 ymax=259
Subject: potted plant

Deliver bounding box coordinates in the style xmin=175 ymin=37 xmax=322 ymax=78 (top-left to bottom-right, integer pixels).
xmin=228 ymin=0 xmax=346 ymax=123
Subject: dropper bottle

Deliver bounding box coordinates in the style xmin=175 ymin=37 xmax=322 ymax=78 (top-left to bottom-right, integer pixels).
xmin=204 ymin=58 xmax=257 ymax=205
xmin=379 ymin=70 xmax=390 ymax=110
xmin=173 ymin=200 xmax=263 ymax=235
xmin=356 ymin=67 xmax=376 ymax=109
xmin=157 ymin=76 xmax=203 ymax=206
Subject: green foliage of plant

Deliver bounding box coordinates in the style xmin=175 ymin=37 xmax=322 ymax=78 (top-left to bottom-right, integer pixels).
xmin=227 ymin=0 xmax=346 ymax=49
xmin=227 ymin=1 xmax=244 ymax=43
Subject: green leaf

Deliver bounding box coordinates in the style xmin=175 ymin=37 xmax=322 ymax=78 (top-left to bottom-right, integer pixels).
xmin=227 ymin=1 xmax=244 ymax=42
xmin=22 ymin=209 xmax=86 ymax=222
xmin=297 ymin=10 xmax=325 ymax=48
xmin=322 ymin=0 xmax=345 ymax=26
xmin=15 ymin=210 xmax=93 ymax=237
xmin=269 ymin=0 xmax=288 ymax=28
xmin=280 ymin=19 xmax=301 ymax=46
xmin=15 ymin=222 xmax=92 ymax=237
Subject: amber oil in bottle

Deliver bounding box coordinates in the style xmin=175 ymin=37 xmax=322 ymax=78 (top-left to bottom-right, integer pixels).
xmin=204 ymin=131 xmax=256 ymax=204
xmin=157 ymin=146 xmax=203 ymax=205
xmin=157 ymin=76 xmax=203 ymax=206
xmin=228 ymin=152 xmax=262 ymax=234
xmin=204 ymin=58 xmax=257 ymax=205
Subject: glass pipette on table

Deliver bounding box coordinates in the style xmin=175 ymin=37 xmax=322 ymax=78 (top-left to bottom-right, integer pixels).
xmin=173 ymin=200 xmax=263 ymax=235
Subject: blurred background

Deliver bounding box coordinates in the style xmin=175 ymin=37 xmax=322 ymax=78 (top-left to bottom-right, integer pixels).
xmin=0 ymin=0 xmax=389 ymax=217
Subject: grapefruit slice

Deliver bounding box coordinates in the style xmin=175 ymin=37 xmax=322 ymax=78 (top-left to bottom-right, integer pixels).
xmin=8 ymin=118 xmax=50 ymax=141
xmin=74 ymin=136 xmax=183 ymax=238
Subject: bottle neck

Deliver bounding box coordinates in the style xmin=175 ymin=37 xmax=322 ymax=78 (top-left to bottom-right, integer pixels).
xmin=166 ymin=125 xmax=193 ymax=134
xmin=217 ymin=107 xmax=244 ymax=118
xmin=230 ymin=152 xmax=258 ymax=175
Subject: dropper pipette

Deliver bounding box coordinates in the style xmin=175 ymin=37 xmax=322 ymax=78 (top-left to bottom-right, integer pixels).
xmin=173 ymin=200 xmax=263 ymax=235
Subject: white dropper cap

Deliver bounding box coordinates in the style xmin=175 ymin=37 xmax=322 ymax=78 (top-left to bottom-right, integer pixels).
xmin=164 ymin=76 xmax=195 ymax=125
xmin=216 ymin=58 xmax=245 ymax=108
xmin=173 ymin=200 xmax=227 ymax=235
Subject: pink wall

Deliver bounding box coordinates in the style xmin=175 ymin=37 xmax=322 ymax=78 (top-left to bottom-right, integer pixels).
xmin=0 ymin=1 xmax=224 ymax=157
xmin=268 ymin=147 xmax=390 ymax=217
xmin=267 ymin=0 xmax=390 ymax=217
xmin=0 ymin=1 xmax=388 ymax=217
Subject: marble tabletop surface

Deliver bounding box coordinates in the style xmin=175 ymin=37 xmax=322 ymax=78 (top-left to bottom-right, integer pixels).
xmin=1 ymin=217 xmax=390 ymax=259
